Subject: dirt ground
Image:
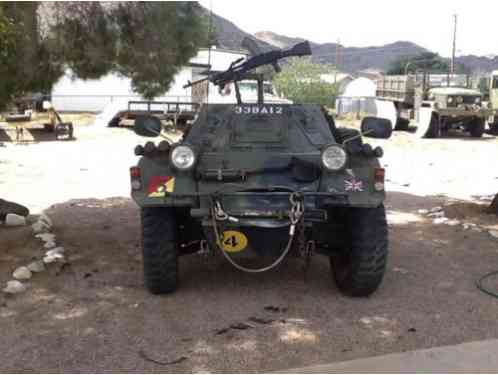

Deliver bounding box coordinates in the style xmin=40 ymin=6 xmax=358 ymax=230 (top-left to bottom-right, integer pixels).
xmin=1 ymin=118 xmax=498 ymax=372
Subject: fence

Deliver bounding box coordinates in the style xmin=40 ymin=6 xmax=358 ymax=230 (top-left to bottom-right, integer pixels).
xmin=335 ymin=96 xmax=377 ymax=118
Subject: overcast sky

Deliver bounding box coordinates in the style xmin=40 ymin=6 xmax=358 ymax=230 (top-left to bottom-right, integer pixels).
xmin=199 ymin=0 xmax=497 ymax=57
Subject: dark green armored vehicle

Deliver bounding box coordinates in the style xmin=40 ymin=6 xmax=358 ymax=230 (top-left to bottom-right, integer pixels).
xmin=130 ymin=42 xmax=390 ymax=297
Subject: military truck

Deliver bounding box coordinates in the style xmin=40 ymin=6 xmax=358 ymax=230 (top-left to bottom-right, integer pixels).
xmin=130 ymin=41 xmax=391 ymax=297
xmin=485 ymin=70 xmax=498 ymax=134
xmin=376 ymin=73 xmax=491 ymax=138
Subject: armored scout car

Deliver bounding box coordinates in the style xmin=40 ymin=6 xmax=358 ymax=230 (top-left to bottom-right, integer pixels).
xmin=130 ymin=42 xmax=390 ymax=297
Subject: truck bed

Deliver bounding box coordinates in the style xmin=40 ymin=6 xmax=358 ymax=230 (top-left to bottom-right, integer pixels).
xmin=376 ymin=75 xmax=416 ymax=105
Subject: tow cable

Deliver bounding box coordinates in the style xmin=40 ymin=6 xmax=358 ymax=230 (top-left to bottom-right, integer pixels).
xmin=210 ymin=192 xmax=304 ymax=273
xmin=476 ymin=270 xmax=498 ymax=299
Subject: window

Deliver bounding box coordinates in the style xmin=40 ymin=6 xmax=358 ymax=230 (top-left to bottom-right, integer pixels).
xmin=493 ymin=77 xmax=498 ymax=89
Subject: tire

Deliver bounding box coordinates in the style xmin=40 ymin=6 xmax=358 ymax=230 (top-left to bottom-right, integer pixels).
xmin=361 ymin=117 xmax=393 ymax=139
xmin=108 ymin=116 xmax=120 ymax=127
xmin=469 ymin=118 xmax=485 ymax=138
xmin=141 ymin=207 xmax=178 ymax=294
xmin=394 ymin=118 xmax=410 ymax=131
xmin=489 ymin=121 xmax=498 ymax=135
xmin=55 ymin=122 xmax=73 ymax=140
xmin=44 ymin=124 xmax=55 ymax=132
xmin=330 ymin=204 xmax=388 ymax=297
xmin=425 ymin=114 xmax=440 ymax=138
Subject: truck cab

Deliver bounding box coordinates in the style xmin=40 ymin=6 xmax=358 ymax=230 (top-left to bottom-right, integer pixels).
xmin=490 ymin=71 xmax=498 ymax=113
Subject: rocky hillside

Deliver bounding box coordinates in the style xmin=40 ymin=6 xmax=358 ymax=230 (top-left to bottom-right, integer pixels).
xmin=207 ymin=9 xmax=498 ymax=74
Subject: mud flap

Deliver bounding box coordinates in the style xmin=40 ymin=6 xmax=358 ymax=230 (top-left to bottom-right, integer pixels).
xmin=415 ymin=108 xmax=438 ymax=138
xmin=374 ymin=100 xmax=397 ymax=130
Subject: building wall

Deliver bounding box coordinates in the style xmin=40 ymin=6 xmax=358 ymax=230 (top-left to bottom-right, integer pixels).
xmin=51 ymin=48 xmax=247 ymax=113
xmin=51 ymin=68 xmax=192 ymax=113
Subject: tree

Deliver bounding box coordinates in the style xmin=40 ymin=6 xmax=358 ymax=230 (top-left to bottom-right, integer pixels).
xmin=387 ymin=52 xmax=457 ymax=75
xmin=272 ymin=57 xmax=338 ymax=107
xmin=0 ymin=2 xmax=208 ymax=110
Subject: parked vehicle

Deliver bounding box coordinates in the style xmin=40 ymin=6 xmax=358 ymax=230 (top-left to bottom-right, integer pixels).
xmin=376 ymin=73 xmax=491 ymax=138
xmin=2 ymin=97 xmax=73 ymax=141
xmin=129 ymin=41 xmax=391 ymax=297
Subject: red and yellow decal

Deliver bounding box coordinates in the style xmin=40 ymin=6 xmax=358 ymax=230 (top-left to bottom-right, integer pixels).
xmin=147 ymin=176 xmax=175 ymax=197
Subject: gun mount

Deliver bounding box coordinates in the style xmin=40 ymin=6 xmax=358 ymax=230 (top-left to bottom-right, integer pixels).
xmin=184 ymin=41 xmax=312 ymax=105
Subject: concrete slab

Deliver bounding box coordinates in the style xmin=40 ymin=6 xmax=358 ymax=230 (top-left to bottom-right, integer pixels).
xmin=281 ymin=340 xmax=498 ymax=373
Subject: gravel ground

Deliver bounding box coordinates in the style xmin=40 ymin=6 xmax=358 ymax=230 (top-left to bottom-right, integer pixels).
xmin=1 ymin=119 xmax=498 ymax=372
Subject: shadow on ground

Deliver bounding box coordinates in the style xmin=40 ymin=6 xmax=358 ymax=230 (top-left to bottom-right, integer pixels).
xmin=1 ymin=193 xmax=498 ymax=372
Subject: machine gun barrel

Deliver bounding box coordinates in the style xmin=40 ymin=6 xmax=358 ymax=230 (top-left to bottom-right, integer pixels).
xmin=183 ymin=41 xmax=311 ymax=89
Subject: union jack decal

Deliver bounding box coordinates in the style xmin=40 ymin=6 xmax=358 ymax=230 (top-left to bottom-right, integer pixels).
xmin=345 ymin=179 xmax=364 ymax=192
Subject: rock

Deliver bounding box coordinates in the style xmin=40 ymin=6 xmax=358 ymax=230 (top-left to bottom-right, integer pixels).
xmin=2 ymin=280 xmax=26 ymax=294
xmin=35 ymin=233 xmax=56 ymax=243
xmin=392 ymin=267 xmax=409 ymax=274
xmin=417 ymin=209 xmax=429 ymax=215
xmin=27 ymin=260 xmax=45 ymax=273
xmin=489 ymin=230 xmax=498 ymax=239
xmin=359 ymin=317 xmax=372 ymax=325
xmin=45 ymin=247 xmax=64 ymax=257
xmin=43 ymin=241 xmax=56 ymax=249
xmin=32 ymin=221 xmax=50 ymax=234
xmin=428 ymin=211 xmax=445 ymax=218
xmin=43 ymin=253 xmax=65 ymax=264
xmin=13 ymin=266 xmax=32 ymax=280
xmin=433 ymin=217 xmax=448 ymax=225
xmin=429 ymin=206 xmax=443 ymax=213
xmin=446 ymin=219 xmax=460 ymax=226
xmin=4 ymin=213 xmax=26 ymax=227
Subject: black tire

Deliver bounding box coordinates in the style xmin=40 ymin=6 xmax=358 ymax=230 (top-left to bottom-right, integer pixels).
xmin=469 ymin=118 xmax=485 ymax=138
xmin=489 ymin=120 xmax=498 ymax=135
xmin=141 ymin=207 xmax=178 ymax=294
xmin=44 ymin=124 xmax=55 ymax=132
xmin=330 ymin=205 xmax=388 ymax=297
xmin=424 ymin=114 xmax=440 ymax=138
xmin=108 ymin=116 xmax=120 ymax=127
xmin=394 ymin=118 xmax=410 ymax=131
xmin=55 ymin=122 xmax=74 ymax=140
xmin=361 ymin=117 xmax=393 ymax=139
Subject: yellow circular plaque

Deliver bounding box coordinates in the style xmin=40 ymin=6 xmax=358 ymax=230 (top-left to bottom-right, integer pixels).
xmin=219 ymin=230 xmax=248 ymax=253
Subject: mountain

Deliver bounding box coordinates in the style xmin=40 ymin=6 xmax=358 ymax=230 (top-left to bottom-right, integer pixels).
xmin=206 ymin=9 xmax=274 ymax=52
xmin=205 ymin=9 xmax=498 ymax=74
xmin=454 ymin=55 xmax=498 ymax=74
xmin=255 ymin=31 xmax=428 ymax=73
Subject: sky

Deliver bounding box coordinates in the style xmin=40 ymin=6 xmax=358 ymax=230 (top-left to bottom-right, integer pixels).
xmin=199 ymin=0 xmax=497 ymax=57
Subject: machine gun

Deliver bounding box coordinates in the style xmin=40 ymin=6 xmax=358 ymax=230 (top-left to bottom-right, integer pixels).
xmin=184 ymin=41 xmax=312 ymax=105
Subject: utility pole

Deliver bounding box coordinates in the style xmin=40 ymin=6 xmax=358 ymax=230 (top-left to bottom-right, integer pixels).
xmin=451 ymin=14 xmax=457 ymax=75
xmin=335 ymin=38 xmax=340 ymax=84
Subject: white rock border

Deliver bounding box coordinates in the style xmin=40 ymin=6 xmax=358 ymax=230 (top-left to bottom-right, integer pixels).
xmin=3 ymin=212 xmax=66 ymax=296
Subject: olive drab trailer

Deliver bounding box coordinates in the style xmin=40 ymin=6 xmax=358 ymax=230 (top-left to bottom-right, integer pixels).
xmin=376 ymin=72 xmax=491 ymax=138
xmin=130 ymin=40 xmax=391 ymax=297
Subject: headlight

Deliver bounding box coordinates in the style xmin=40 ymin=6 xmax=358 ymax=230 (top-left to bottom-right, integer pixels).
xmin=321 ymin=145 xmax=348 ymax=171
xmin=457 ymin=96 xmax=464 ymax=104
xmin=475 ymin=97 xmax=481 ymax=104
xmin=447 ymin=97 xmax=454 ymax=104
xmin=170 ymin=144 xmax=196 ymax=170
